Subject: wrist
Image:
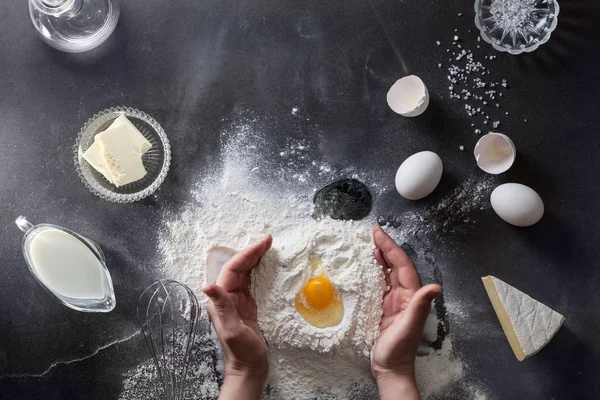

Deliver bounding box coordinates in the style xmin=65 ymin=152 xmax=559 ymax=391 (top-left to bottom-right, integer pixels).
xmin=372 ymin=361 xmax=415 ymax=382
xmin=226 ymin=364 xmax=269 ymax=383
xmin=376 ymin=370 xmax=420 ymax=400
xmin=220 ymin=371 xmax=267 ymax=400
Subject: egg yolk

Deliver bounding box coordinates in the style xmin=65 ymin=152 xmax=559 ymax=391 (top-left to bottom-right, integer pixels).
xmin=302 ymin=275 xmax=335 ymax=310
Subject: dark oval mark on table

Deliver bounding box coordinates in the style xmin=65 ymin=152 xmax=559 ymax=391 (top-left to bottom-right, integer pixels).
xmin=312 ymin=179 xmax=372 ymax=221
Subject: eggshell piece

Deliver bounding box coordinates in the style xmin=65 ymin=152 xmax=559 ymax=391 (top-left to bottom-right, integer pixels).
xmin=474 ymin=132 xmax=516 ymax=174
xmin=395 ymin=151 xmax=443 ymax=200
xmin=491 ymin=183 xmax=544 ymax=227
xmin=387 ymin=75 xmax=430 ymax=117
xmin=206 ymin=246 xmax=237 ymax=284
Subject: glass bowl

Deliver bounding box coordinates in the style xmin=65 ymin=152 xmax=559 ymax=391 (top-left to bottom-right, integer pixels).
xmin=74 ymin=107 xmax=171 ymax=203
xmin=474 ymin=0 xmax=560 ymax=55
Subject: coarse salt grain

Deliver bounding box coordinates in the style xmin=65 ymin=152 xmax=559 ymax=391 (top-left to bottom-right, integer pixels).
xmin=490 ymin=0 xmax=537 ymax=32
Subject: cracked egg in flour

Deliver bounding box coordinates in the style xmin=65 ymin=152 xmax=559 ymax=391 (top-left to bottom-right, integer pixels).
xmin=294 ymin=257 xmax=344 ymax=328
xmin=251 ymin=221 xmax=385 ymax=355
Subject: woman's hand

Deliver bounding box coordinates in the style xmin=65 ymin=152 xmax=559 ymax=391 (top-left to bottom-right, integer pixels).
xmin=371 ymin=225 xmax=443 ymax=400
xmin=203 ymin=235 xmax=272 ymax=400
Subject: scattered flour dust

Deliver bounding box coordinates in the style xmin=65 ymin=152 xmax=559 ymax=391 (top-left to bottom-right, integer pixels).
xmin=119 ymin=329 xmax=221 ymax=400
xmin=417 ymin=340 xmax=462 ymax=398
xmin=119 ymin=114 xmax=489 ymax=399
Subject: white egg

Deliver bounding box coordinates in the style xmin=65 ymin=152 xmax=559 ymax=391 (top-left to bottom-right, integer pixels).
xmin=387 ymin=75 xmax=430 ymax=117
xmin=491 ymin=183 xmax=544 ymax=227
xmin=395 ymin=151 xmax=443 ymax=200
xmin=474 ymin=132 xmax=516 ymax=174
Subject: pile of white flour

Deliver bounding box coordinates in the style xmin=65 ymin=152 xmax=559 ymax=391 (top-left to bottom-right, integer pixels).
xmin=253 ymin=220 xmax=385 ymax=357
xmin=118 ymin=114 xmax=492 ymax=399
xmin=158 ymin=180 xmax=386 ymax=398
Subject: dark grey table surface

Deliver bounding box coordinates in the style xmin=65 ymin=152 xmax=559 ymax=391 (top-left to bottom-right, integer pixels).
xmin=1 ymin=0 xmax=600 ymax=399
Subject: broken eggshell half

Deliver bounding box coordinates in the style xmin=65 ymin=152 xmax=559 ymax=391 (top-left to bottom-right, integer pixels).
xmin=206 ymin=246 xmax=237 ymax=285
xmin=474 ymin=132 xmax=516 ymax=174
xmin=387 ymin=75 xmax=430 ymax=117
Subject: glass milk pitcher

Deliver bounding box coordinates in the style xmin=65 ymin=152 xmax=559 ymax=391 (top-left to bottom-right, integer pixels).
xmin=16 ymin=216 xmax=116 ymax=312
xmin=28 ymin=0 xmax=120 ymax=53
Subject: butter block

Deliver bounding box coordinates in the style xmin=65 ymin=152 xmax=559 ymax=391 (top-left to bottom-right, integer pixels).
xmin=100 ymin=115 xmax=152 ymax=155
xmin=482 ymin=276 xmax=565 ymax=361
xmin=96 ymin=124 xmax=147 ymax=187
xmin=82 ymin=142 xmax=114 ymax=184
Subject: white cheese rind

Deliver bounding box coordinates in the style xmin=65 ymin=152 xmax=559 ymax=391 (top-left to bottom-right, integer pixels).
xmin=488 ymin=276 xmax=564 ymax=359
xmin=96 ymin=125 xmax=147 ymax=187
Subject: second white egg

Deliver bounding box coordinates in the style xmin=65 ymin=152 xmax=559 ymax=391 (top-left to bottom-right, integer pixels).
xmin=395 ymin=151 xmax=443 ymax=200
xmin=491 ymin=183 xmax=544 ymax=227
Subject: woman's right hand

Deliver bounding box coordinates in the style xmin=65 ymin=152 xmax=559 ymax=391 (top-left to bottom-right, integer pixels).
xmin=371 ymin=225 xmax=443 ymax=400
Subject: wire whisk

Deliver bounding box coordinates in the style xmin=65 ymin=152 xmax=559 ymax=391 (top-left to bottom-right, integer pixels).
xmin=137 ymin=280 xmax=200 ymax=400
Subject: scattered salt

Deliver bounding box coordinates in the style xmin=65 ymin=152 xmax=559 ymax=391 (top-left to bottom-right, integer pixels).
xmin=439 ymin=26 xmax=515 ymax=136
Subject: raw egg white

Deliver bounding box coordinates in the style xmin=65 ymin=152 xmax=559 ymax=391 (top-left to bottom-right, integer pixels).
xmin=295 ymin=259 xmax=344 ymax=328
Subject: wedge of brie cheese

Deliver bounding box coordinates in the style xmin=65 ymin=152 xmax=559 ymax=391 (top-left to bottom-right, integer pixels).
xmin=482 ymin=276 xmax=565 ymax=361
xmin=96 ymin=124 xmax=147 ymax=187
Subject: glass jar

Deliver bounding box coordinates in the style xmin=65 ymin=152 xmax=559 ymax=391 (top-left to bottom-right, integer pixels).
xmin=28 ymin=0 xmax=120 ymax=53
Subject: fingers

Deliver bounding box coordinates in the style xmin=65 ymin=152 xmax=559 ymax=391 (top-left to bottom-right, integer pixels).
xmin=393 ymin=284 xmax=443 ymax=336
xmin=374 ymin=247 xmax=388 ymax=269
xmin=216 ymin=235 xmax=272 ymax=291
xmin=374 ymin=248 xmax=392 ymax=289
xmin=203 ymin=284 xmax=241 ymax=332
xmin=373 ymin=227 xmax=398 ymax=289
xmin=225 ymin=235 xmax=272 ymax=273
xmin=372 ymin=225 xmax=421 ymax=290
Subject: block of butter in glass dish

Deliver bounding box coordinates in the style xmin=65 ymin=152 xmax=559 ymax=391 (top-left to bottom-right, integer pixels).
xmin=75 ymin=107 xmax=171 ymax=203
xmin=93 ymin=123 xmax=148 ymax=187
xmin=83 ymin=115 xmax=152 ymax=187
xmin=104 ymin=114 xmax=153 ymax=154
